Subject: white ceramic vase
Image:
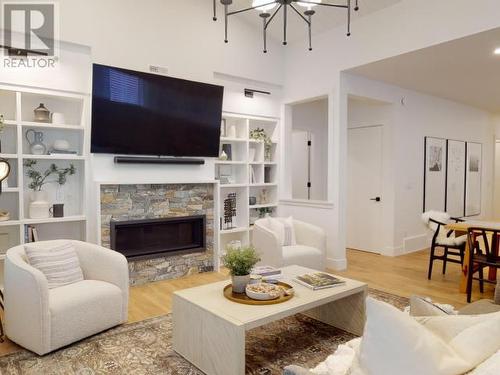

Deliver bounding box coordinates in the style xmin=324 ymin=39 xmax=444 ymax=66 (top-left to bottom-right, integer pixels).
xmin=232 ymin=274 xmax=251 ymax=294
xmin=29 ymin=190 xmax=50 ymax=219
xmin=248 ymin=148 xmax=256 ymax=162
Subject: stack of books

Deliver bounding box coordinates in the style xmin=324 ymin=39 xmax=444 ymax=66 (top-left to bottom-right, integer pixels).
xmin=251 ymin=266 xmax=282 ymax=281
xmin=293 ymin=272 xmax=345 ymax=290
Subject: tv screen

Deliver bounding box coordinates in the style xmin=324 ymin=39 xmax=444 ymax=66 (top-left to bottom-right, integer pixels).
xmin=91 ymin=64 xmax=224 ymax=157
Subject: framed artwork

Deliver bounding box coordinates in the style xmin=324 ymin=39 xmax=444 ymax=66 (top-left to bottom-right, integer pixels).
xmin=446 ymin=140 xmax=466 ymax=217
xmin=423 ymin=137 xmax=447 ymax=212
xmin=465 ymin=142 xmax=482 ymax=216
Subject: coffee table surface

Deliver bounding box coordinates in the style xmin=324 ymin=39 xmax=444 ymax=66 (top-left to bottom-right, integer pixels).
xmin=174 ymin=265 xmax=367 ymax=330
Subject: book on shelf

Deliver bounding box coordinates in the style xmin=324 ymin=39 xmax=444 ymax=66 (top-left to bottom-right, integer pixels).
xmin=25 ymin=225 xmax=38 ymax=243
xmin=252 ymin=265 xmax=281 ymax=277
xmin=293 ymin=272 xmax=345 ymax=290
xmin=48 ymin=149 xmax=78 ymax=155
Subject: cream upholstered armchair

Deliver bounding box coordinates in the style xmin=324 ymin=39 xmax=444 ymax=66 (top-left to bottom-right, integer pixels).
xmin=252 ymin=218 xmax=327 ymax=270
xmin=4 ymin=240 xmax=129 ymax=355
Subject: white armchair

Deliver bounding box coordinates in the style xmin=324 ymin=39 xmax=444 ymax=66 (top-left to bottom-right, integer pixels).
xmin=253 ymin=218 xmax=327 ymax=270
xmin=4 ymin=240 xmax=129 ymax=355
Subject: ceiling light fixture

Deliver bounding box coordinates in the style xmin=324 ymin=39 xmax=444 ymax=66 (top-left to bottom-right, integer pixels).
xmin=212 ymin=0 xmax=359 ymax=53
xmin=494 ymin=47 xmax=500 ymax=55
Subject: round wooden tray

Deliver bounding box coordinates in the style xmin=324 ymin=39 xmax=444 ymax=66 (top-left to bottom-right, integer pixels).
xmin=223 ymin=282 xmax=294 ymax=305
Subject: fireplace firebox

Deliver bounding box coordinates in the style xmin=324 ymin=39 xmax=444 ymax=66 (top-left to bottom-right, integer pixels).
xmin=110 ymin=215 xmax=206 ymax=260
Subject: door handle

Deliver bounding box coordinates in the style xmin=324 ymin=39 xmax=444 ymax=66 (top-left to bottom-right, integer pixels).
xmin=370 ymin=197 xmax=381 ymax=202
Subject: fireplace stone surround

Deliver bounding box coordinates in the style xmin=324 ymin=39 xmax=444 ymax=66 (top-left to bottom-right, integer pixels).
xmin=100 ymin=183 xmax=215 ymax=285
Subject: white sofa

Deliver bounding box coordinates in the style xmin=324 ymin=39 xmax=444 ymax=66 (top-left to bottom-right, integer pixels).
xmin=4 ymin=240 xmax=129 ymax=355
xmin=252 ymin=218 xmax=327 ymax=270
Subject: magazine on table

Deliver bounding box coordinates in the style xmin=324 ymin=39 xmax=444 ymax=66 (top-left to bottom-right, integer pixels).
xmin=252 ymin=266 xmax=282 ymax=277
xmin=293 ymin=272 xmax=345 ymax=290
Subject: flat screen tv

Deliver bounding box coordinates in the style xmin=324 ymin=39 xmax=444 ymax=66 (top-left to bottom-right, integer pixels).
xmin=91 ymin=64 xmax=224 ymax=157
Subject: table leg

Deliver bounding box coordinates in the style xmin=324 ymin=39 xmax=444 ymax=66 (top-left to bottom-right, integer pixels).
xmin=303 ymin=290 xmax=367 ymax=336
xmin=459 ymin=231 xmax=469 ymax=293
xmin=173 ymin=295 xmax=245 ymax=375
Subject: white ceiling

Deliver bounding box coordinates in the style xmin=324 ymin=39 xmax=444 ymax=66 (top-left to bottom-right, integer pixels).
xmin=347 ymin=27 xmax=500 ymax=114
xmin=234 ymin=0 xmax=402 ymax=43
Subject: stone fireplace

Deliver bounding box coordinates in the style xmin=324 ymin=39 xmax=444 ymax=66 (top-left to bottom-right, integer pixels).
xmin=100 ymin=183 xmax=214 ymax=285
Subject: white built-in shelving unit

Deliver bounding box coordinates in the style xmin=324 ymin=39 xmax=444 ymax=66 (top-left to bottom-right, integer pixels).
xmin=0 ymin=84 xmax=89 ymax=264
xmin=216 ymin=112 xmax=279 ymax=255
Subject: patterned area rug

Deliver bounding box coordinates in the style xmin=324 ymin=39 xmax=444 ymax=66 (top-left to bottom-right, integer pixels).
xmin=0 ymin=289 xmax=408 ymax=375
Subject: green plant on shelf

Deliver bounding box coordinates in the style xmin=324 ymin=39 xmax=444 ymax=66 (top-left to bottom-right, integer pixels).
xmin=24 ymin=159 xmax=76 ymax=191
xmin=249 ymin=128 xmax=272 ymax=161
xmin=222 ymin=245 xmax=260 ymax=276
xmin=257 ymin=207 xmax=273 ymax=218
xmin=0 ymin=114 xmax=5 ymax=133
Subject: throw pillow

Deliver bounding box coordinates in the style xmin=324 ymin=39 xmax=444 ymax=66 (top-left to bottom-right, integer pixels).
xmin=279 ymin=216 xmax=297 ymax=246
xmin=24 ymin=241 xmax=84 ymax=289
xmin=359 ymin=297 xmax=471 ymax=375
xmin=267 ymin=217 xmax=285 ymax=246
xmin=409 ymin=295 xmax=457 ymax=316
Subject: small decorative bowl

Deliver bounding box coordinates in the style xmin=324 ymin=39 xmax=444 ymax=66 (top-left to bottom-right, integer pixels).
xmin=245 ymin=282 xmax=283 ymax=301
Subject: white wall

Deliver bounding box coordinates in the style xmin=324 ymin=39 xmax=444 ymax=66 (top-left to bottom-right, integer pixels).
xmin=492 ymin=116 xmax=500 ymax=219
xmin=345 ymin=74 xmax=495 ymax=254
xmin=291 ymin=99 xmax=328 ymax=201
xmin=281 ymin=0 xmax=500 ymax=268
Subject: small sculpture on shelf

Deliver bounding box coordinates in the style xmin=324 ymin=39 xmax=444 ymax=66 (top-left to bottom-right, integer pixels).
xmin=223 ymin=192 xmax=237 ymax=230
xmin=259 ymin=189 xmax=269 ymax=204
xmin=33 ymin=103 xmax=50 ymax=123
xmin=24 ymin=159 xmax=76 ymax=219
xmin=249 ymin=128 xmax=272 ymax=162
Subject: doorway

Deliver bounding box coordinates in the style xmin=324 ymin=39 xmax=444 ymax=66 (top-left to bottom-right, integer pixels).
xmin=347 ymin=125 xmax=384 ymax=253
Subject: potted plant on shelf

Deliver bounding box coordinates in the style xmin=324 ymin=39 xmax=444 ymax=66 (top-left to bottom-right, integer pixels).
xmin=24 ymin=159 xmax=76 ymax=219
xmin=222 ymin=245 xmax=260 ymax=293
xmin=249 ymin=128 xmax=272 ymax=162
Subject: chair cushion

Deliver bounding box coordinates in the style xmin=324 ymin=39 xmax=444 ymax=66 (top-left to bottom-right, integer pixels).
xmin=409 ymin=295 xmax=457 ymax=316
xmin=282 ymin=245 xmax=323 ymax=269
xmin=436 ymin=234 xmax=467 ymax=247
xmin=24 ymin=241 xmax=84 ymax=289
xmin=459 ymin=300 xmax=500 ymax=315
xmin=49 ymin=279 xmax=124 ymax=350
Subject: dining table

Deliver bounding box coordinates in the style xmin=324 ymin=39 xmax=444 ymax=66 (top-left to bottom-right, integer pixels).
xmin=445 ymin=219 xmax=500 ymax=293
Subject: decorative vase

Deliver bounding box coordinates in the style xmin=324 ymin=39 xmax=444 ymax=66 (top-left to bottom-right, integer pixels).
xmin=249 ymin=148 xmax=256 ymax=162
xmin=29 ymin=190 xmax=50 ymax=219
xmin=34 ymin=103 xmax=50 ymax=123
xmin=227 ymin=125 xmax=237 ymax=138
xmin=232 ymin=274 xmax=251 ymax=294
xmin=219 ymin=150 xmax=228 ymax=161
xmin=26 ymin=129 xmax=47 ymax=155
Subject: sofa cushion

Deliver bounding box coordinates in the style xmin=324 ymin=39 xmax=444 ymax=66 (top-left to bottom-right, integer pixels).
xmin=49 ymin=280 xmax=124 ymax=350
xmin=359 ymin=298 xmax=471 ymax=375
xmin=24 ymin=241 xmax=84 ymax=289
xmin=470 ymin=350 xmax=500 ymax=375
xmin=283 ymin=245 xmax=323 ymax=269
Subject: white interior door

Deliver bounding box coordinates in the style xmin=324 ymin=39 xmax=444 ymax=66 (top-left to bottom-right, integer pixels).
xmin=292 ymin=130 xmax=310 ymax=200
xmin=347 ymin=126 xmax=383 ymax=253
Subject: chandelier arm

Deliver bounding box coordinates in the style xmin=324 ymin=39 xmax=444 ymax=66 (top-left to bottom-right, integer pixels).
xmin=308 ymin=14 xmax=313 ymax=50
xmin=265 ymin=4 xmax=283 ymax=30
xmin=355 ymin=0 xmax=359 ymax=11
xmin=291 ymin=1 xmax=348 ymax=9
xmin=289 ymin=3 xmax=311 ymax=26
xmin=224 ymin=4 xmax=229 ymax=43
xmin=263 ymin=17 xmax=267 ymax=53
xmin=347 ymin=0 xmax=351 ymax=36
xmin=283 ymin=4 xmax=287 ymax=45
xmin=213 ymin=0 xmax=217 ymax=21
xmin=227 ymin=2 xmax=277 ymax=17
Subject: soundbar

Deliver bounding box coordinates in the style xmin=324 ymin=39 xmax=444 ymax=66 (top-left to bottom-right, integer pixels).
xmin=114 ymin=156 xmax=205 ymax=165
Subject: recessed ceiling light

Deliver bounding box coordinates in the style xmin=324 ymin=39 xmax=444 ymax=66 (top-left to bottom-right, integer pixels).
xmin=494 ymin=47 xmax=500 ymax=55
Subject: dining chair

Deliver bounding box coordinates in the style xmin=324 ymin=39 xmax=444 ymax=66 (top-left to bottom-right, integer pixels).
xmin=422 ymin=211 xmax=466 ymax=280
xmin=466 ymin=227 xmax=500 ymax=303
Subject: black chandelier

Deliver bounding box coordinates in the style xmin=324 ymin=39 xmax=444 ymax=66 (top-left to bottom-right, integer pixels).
xmin=212 ymin=0 xmax=359 ymax=53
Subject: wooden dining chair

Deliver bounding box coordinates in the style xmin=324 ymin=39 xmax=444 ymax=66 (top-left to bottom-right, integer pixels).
xmin=424 ymin=214 xmax=466 ymax=280
xmin=466 ymin=227 xmax=500 ymax=303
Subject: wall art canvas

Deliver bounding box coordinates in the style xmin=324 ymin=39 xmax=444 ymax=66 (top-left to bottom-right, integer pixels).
xmin=424 ymin=137 xmax=447 ymax=212
xmin=446 ymin=140 xmax=466 ymax=217
xmin=465 ymin=142 xmax=482 ymax=216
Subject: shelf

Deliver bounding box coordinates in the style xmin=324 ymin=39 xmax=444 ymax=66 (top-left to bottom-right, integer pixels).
xmin=0 ymin=220 xmax=21 ymax=227
xmin=220 ymin=227 xmax=249 ymax=234
xmin=0 ymin=154 xmax=18 ymax=159
xmin=3 ymin=120 xmax=16 ymax=126
xmin=22 ymin=215 xmax=87 ymax=225
xmin=249 ymin=183 xmax=278 ymax=187
xmin=249 ymin=203 xmax=278 ymax=209
xmin=2 ymin=187 xmax=19 ymax=193
xmin=215 ymin=161 xmax=246 ymax=165
xmin=20 ymin=121 xmax=84 ymax=131
xmin=22 ymin=154 xmax=85 ymax=161
xmin=220 ymin=183 xmax=248 ymax=188
xmin=220 ymin=137 xmax=247 ymax=143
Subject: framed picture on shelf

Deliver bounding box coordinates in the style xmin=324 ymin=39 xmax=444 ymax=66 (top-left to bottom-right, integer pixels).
xmin=465 ymin=142 xmax=482 ymax=217
xmin=446 ymin=140 xmax=466 ymax=217
xmin=423 ymin=137 xmax=447 ymax=212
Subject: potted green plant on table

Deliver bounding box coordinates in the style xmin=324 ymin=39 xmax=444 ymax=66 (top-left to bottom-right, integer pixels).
xmin=222 ymin=245 xmax=260 ymax=293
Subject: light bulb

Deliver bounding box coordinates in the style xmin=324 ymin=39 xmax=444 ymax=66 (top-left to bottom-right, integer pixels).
xmin=252 ymin=0 xmax=277 ymax=12
xmin=494 ymin=47 xmax=500 ymax=55
xmin=297 ymin=0 xmax=322 ymax=9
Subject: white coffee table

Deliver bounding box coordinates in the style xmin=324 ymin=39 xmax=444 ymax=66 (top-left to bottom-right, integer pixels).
xmin=173 ymin=265 xmax=367 ymax=375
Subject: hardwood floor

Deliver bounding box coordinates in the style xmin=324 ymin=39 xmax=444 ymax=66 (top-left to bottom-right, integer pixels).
xmin=0 ymin=248 xmax=494 ymax=356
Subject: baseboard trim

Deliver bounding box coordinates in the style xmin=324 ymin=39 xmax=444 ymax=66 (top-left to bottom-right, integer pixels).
xmin=327 ymin=257 xmax=347 ymax=271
